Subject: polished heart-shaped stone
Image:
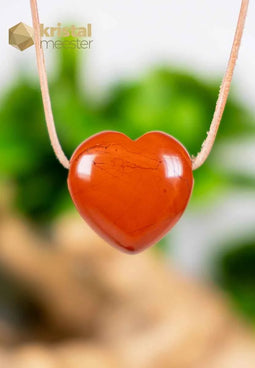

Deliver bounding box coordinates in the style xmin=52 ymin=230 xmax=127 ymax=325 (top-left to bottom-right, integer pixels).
xmin=68 ymin=131 xmax=194 ymax=253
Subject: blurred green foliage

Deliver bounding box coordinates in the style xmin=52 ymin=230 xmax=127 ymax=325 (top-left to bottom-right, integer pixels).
xmin=1 ymin=46 xmax=255 ymax=221
xmin=217 ymin=241 xmax=255 ymax=325
xmin=1 ymin=41 xmax=255 ymax=322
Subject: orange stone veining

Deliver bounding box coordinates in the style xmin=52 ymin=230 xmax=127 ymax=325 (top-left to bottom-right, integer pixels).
xmin=68 ymin=131 xmax=194 ymax=253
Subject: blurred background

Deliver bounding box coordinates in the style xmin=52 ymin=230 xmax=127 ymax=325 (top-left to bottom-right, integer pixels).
xmin=0 ymin=0 xmax=255 ymax=367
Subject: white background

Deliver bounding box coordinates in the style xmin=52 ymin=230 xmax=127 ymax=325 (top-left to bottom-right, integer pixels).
xmin=3 ymin=1 xmax=255 ymax=106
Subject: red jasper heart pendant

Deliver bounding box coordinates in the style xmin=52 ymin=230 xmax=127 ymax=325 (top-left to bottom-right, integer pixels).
xmin=68 ymin=131 xmax=194 ymax=253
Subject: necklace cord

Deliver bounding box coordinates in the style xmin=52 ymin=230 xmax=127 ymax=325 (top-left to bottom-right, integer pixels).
xmin=30 ymin=0 xmax=70 ymax=169
xmin=30 ymin=0 xmax=249 ymax=171
xmin=192 ymin=0 xmax=249 ymax=170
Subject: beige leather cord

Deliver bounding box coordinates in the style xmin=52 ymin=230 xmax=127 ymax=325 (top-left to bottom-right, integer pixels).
xmin=192 ymin=0 xmax=249 ymax=170
xmin=30 ymin=0 xmax=70 ymax=169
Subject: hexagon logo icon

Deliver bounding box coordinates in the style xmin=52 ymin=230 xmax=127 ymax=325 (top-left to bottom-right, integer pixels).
xmin=9 ymin=22 xmax=34 ymax=51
